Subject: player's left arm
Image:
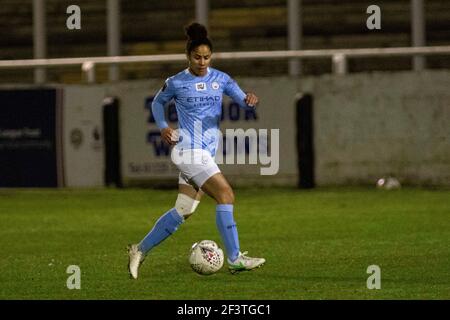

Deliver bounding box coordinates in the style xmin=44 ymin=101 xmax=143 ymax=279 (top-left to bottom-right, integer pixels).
xmin=224 ymin=77 xmax=259 ymax=110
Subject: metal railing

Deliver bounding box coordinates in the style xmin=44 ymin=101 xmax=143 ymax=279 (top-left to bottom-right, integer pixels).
xmin=1 ymin=45 xmax=450 ymax=83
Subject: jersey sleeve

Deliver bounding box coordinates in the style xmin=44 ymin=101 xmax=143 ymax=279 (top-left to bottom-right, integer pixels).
xmin=151 ymin=78 xmax=176 ymax=129
xmin=153 ymin=78 xmax=176 ymax=106
xmin=223 ymin=76 xmax=254 ymax=110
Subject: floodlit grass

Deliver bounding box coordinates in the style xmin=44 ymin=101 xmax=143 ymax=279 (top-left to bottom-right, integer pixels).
xmin=0 ymin=187 xmax=449 ymax=299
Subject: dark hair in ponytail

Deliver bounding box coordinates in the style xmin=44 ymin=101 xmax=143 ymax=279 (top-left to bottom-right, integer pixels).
xmin=185 ymin=22 xmax=213 ymax=54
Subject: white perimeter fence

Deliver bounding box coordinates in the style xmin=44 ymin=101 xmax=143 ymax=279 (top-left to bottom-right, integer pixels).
xmin=1 ymin=46 xmax=450 ymax=82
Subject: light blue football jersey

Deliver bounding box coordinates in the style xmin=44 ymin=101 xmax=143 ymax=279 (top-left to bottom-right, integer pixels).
xmin=151 ymin=67 xmax=252 ymax=157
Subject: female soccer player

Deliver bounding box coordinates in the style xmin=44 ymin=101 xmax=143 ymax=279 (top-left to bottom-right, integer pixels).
xmin=128 ymin=22 xmax=265 ymax=279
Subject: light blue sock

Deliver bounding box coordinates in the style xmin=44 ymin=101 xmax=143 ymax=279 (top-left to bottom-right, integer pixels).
xmin=138 ymin=208 xmax=183 ymax=254
xmin=216 ymin=204 xmax=240 ymax=262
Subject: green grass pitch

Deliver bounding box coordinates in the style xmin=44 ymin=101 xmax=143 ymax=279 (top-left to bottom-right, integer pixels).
xmin=0 ymin=187 xmax=449 ymax=299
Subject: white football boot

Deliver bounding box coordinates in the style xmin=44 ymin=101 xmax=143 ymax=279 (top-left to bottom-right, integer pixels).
xmin=127 ymin=244 xmax=145 ymax=279
xmin=227 ymin=251 xmax=265 ymax=274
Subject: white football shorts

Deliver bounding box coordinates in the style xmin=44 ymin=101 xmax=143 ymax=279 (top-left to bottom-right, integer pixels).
xmin=171 ymin=148 xmax=220 ymax=188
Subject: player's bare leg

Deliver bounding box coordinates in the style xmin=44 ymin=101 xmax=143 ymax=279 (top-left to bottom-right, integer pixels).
xmin=200 ymin=173 xmax=234 ymax=204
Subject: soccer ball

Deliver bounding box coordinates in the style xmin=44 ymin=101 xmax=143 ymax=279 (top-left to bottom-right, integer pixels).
xmin=189 ymin=240 xmax=224 ymax=275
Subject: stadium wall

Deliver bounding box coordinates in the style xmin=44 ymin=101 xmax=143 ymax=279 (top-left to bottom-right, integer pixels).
xmin=300 ymin=70 xmax=450 ymax=186
xmin=112 ymin=70 xmax=450 ymax=187
xmin=63 ymin=86 xmax=105 ymax=187
xmin=1 ymin=70 xmax=449 ymax=187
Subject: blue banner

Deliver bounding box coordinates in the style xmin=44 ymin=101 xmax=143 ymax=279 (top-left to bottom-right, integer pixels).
xmin=0 ymin=89 xmax=59 ymax=187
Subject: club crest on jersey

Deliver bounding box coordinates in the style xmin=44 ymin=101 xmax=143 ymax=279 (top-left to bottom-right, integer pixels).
xmin=212 ymin=81 xmax=220 ymax=90
xmin=195 ymin=82 xmax=206 ymax=91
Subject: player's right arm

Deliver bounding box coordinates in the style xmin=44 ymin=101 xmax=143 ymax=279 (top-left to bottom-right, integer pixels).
xmin=151 ymin=79 xmax=177 ymax=145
